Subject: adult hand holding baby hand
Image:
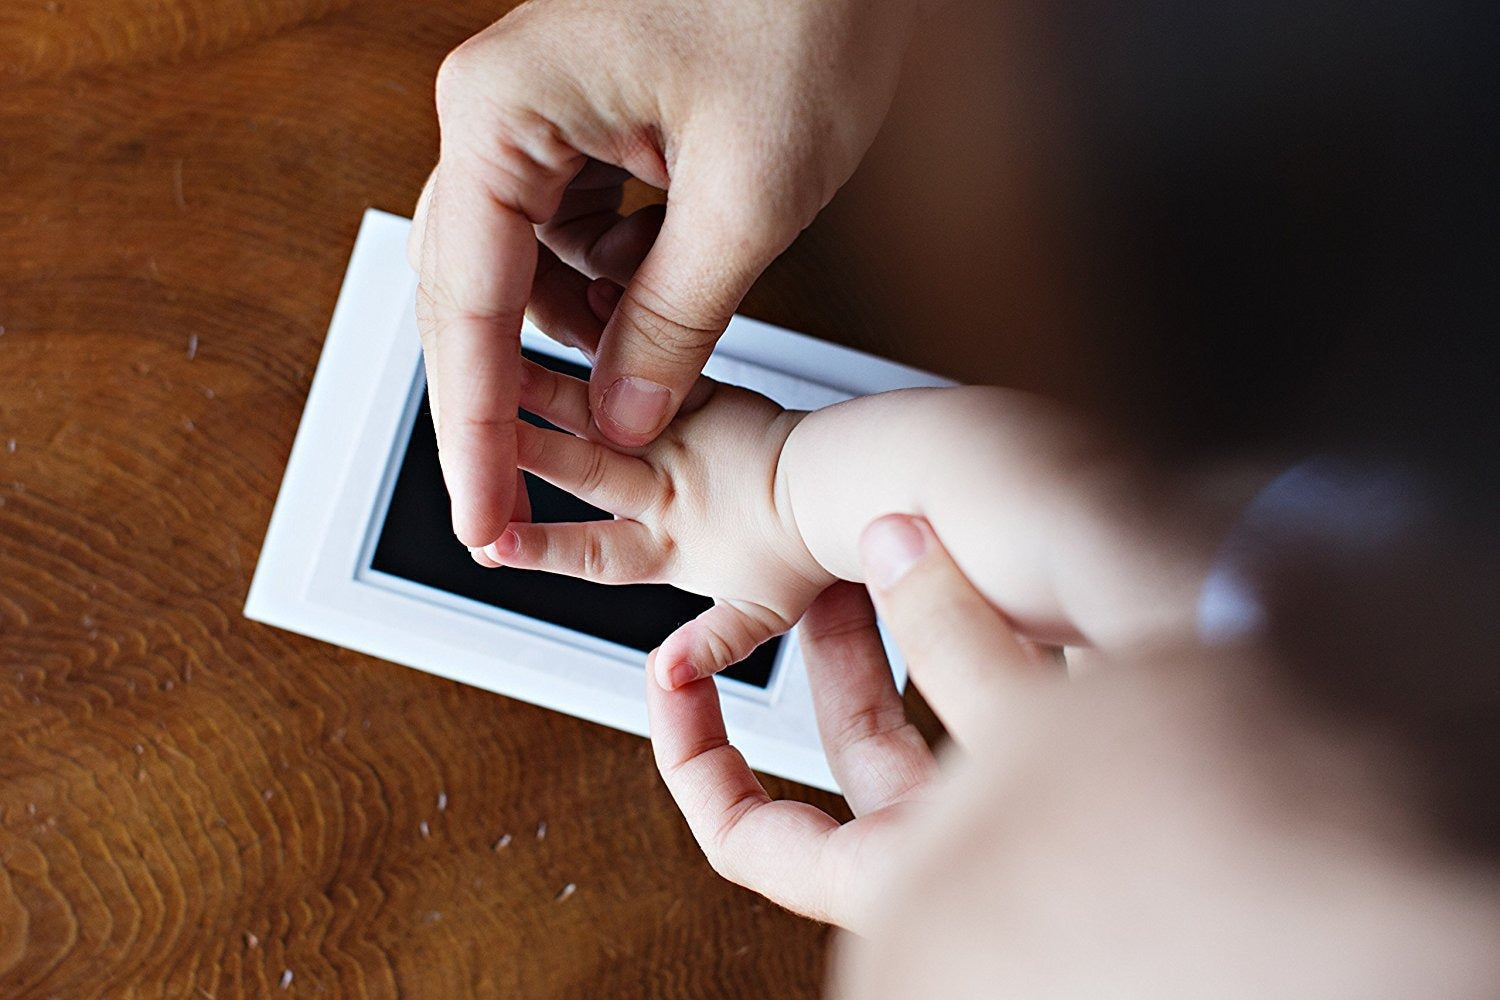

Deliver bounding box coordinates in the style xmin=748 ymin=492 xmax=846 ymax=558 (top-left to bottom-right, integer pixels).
xmin=407 ymin=0 xmax=921 ymax=550
xmin=647 ymin=515 xmax=1051 ymax=931
xmin=483 ymin=356 xmax=834 ymax=690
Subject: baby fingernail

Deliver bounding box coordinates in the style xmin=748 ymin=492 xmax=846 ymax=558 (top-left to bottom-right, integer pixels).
xmin=664 ymin=660 xmax=699 ymax=690
xmin=862 ymin=516 xmax=928 ymax=589
xmin=601 ymin=376 xmax=671 ymax=437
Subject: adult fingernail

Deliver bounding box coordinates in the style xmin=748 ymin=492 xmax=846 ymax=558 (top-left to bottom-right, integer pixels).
xmin=601 ymin=376 xmax=671 ymax=437
xmin=587 ymin=279 xmax=624 ymax=322
xmin=664 ymin=660 xmax=698 ymax=690
xmin=862 ymin=516 xmax=928 ymax=589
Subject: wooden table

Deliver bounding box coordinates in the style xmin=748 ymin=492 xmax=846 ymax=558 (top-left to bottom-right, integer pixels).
xmin=0 ymin=2 xmax=946 ymax=995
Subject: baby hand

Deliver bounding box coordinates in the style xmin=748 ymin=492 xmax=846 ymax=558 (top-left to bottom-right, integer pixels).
xmin=482 ymin=356 xmax=836 ymax=689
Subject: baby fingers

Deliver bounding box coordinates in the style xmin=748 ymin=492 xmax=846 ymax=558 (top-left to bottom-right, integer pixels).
xmin=516 ymin=421 xmax=657 ymax=518
xmin=655 ymin=600 xmax=795 ymax=690
xmin=486 ymin=520 xmax=666 ymax=585
xmin=518 ymin=354 xmax=592 ymax=437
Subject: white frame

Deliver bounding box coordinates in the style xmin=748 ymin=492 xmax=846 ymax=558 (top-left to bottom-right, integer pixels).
xmin=246 ymin=209 xmax=953 ymax=791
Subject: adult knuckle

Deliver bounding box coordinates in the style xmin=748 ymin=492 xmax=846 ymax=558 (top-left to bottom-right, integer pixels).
xmin=621 ymin=285 xmax=722 ymax=366
xmin=434 ymin=41 xmax=483 ymax=120
xmin=801 ymin=590 xmax=875 ymax=646
xmin=831 ymin=704 xmax=911 ymax=755
xmin=704 ymin=787 xmax=760 ymax=881
xmin=413 ymin=277 xmax=455 ymax=317
xmin=701 ymin=839 xmax=737 ymax=882
xmin=503 ymin=109 xmax=573 ymax=165
xmin=539 ymin=372 xmax=567 ymax=418
xmin=435 ymin=27 xmax=523 ymax=113
xmin=802 ymin=611 xmax=873 ymax=648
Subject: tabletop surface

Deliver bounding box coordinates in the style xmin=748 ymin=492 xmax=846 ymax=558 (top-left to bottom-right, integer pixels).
xmin=0 ymin=2 xmax=956 ymax=996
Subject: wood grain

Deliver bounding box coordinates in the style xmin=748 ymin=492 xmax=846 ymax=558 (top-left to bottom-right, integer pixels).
xmin=0 ymin=0 xmax=355 ymax=83
xmin=0 ymin=2 xmax=918 ymax=995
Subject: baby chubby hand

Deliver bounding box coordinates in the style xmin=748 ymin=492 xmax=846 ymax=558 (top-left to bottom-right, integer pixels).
xmin=480 ymin=356 xmax=836 ymax=690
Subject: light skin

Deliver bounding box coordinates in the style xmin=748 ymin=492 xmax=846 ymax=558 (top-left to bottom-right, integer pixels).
xmin=481 ymin=356 xmax=1249 ymax=692
xmin=461 ymin=303 xmax=1500 ymax=988
xmin=832 ymin=646 xmax=1500 ymax=999
xmin=414 ymin=3 xmax=1500 ymax=984
xmin=407 ymin=0 xmax=925 ymax=550
xmin=642 ymin=513 xmax=1050 ymax=933
xmin=611 ymin=501 xmax=1500 ymax=986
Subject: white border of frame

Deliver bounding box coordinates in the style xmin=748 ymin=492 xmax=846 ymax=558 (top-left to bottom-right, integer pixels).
xmin=246 ymin=209 xmax=953 ymax=792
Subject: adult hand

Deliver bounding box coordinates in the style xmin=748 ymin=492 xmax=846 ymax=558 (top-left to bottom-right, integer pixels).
xmin=408 ymin=0 xmax=922 ymax=548
xmin=647 ymin=515 xmax=1053 ymax=932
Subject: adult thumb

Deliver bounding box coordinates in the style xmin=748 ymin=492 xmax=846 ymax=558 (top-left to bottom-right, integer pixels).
xmin=588 ymin=169 xmax=792 ymax=446
xmin=861 ymin=515 xmax=1053 ymax=746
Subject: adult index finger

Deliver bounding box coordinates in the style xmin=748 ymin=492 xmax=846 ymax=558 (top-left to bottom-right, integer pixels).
xmin=416 ymin=162 xmax=535 ymax=546
xmin=646 ymin=658 xmax=849 ymax=925
xmin=798 ymin=582 xmax=936 ymax=818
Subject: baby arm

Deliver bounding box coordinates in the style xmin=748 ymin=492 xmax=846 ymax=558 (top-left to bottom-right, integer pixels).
xmin=492 ymin=357 xmax=1242 ymax=688
xmin=777 ymin=386 xmax=1222 ymax=652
